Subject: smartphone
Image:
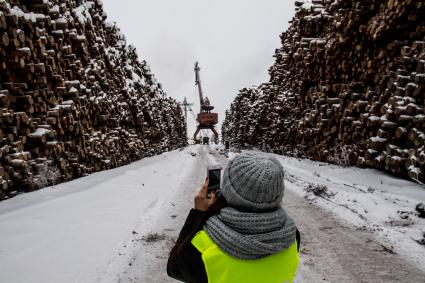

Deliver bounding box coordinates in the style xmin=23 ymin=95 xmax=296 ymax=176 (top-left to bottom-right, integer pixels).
xmin=207 ymin=165 xmax=222 ymax=195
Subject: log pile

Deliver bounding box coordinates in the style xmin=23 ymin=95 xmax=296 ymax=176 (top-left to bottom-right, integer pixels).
xmin=0 ymin=0 xmax=186 ymax=200
xmin=222 ymin=0 xmax=425 ymax=183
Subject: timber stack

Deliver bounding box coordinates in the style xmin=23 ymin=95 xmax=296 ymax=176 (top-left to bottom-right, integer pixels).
xmin=0 ymin=0 xmax=187 ymax=200
xmin=222 ymin=0 xmax=425 ymax=183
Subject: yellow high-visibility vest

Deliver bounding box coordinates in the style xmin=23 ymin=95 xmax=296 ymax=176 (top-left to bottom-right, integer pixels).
xmin=191 ymin=230 xmax=299 ymax=283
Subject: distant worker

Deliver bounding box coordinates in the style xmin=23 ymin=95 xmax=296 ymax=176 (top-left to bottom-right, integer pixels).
xmin=167 ymin=152 xmax=300 ymax=283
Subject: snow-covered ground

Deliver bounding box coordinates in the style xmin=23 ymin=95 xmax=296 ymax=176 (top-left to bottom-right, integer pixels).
xmin=0 ymin=146 xmax=201 ymax=283
xmin=0 ymin=145 xmax=424 ymax=283
xmin=271 ymin=153 xmax=425 ymax=269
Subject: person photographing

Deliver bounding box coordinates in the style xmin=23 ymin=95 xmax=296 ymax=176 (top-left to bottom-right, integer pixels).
xmin=167 ymin=152 xmax=300 ymax=283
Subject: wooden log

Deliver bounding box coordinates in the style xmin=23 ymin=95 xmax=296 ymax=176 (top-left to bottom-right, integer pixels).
xmin=2 ymin=32 xmax=9 ymax=47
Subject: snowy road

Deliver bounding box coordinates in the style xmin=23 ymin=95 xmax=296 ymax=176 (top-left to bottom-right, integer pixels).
xmin=286 ymin=192 xmax=424 ymax=282
xmin=0 ymin=146 xmax=202 ymax=283
xmin=112 ymin=146 xmax=425 ymax=283
xmin=0 ymin=145 xmax=424 ymax=282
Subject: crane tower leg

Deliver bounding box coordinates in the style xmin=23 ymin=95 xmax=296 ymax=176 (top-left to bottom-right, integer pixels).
xmin=193 ymin=127 xmax=201 ymax=144
xmin=211 ymin=128 xmax=219 ymax=144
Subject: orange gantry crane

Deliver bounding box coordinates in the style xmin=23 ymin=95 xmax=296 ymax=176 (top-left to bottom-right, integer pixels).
xmin=193 ymin=62 xmax=219 ymax=144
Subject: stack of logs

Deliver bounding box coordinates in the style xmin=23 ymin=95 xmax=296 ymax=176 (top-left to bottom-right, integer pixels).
xmin=222 ymin=0 xmax=425 ymax=183
xmin=0 ymin=0 xmax=187 ymax=200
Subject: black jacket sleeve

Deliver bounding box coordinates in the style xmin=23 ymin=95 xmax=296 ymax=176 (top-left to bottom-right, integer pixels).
xmin=167 ymin=209 xmax=208 ymax=283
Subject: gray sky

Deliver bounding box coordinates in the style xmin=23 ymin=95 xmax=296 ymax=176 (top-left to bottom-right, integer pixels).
xmin=102 ymin=0 xmax=295 ymax=138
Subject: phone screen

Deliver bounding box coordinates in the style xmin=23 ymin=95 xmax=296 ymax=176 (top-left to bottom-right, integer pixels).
xmin=208 ymin=169 xmax=221 ymax=192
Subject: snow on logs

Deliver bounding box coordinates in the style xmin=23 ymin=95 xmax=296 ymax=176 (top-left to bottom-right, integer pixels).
xmin=0 ymin=0 xmax=186 ymax=200
xmin=222 ymin=0 xmax=425 ymax=183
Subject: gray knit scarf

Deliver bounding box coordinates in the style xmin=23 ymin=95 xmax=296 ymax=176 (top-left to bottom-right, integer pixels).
xmin=204 ymin=207 xmax=296 ymax=260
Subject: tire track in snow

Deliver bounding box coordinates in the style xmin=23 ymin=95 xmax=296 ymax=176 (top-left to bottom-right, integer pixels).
xmin=285 ymin=190 xmax=425 ymax=282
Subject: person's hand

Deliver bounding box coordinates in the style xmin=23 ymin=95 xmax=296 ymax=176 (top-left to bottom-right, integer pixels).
xmin=194 ymin=177 xmax=217 ymax=211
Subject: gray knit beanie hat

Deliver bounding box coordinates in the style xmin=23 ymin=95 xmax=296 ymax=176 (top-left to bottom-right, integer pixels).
xmin=221 ymin=152 xmax=285 ymax=211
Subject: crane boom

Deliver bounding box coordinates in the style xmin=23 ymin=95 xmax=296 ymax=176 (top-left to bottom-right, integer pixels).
xmin=194 ymin=62 xmax=204 ymax=112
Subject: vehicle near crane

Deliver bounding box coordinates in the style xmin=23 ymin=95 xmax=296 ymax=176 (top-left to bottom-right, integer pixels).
xmin=193 ymin=62 xmax=219 ymax=144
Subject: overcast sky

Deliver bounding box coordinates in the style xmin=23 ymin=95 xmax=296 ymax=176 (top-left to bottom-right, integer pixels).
xmin=102 ymin=0 xmax=295 ymax=139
